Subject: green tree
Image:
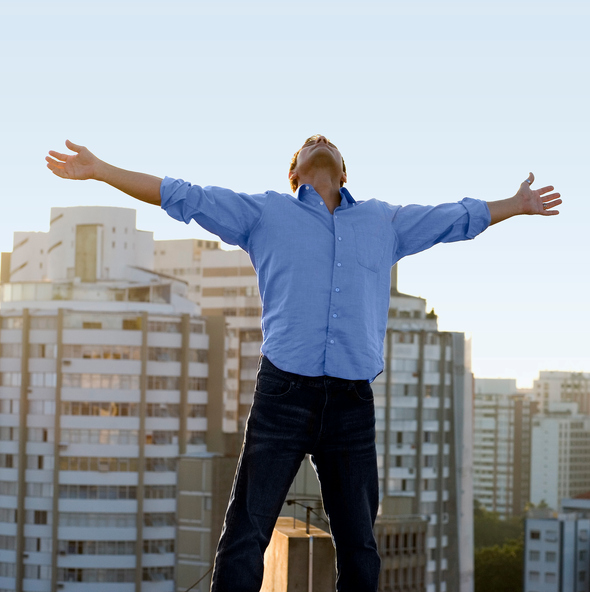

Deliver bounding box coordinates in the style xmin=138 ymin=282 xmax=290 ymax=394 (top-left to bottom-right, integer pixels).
xmin=474 ymin=538 xmax=523 ymax=592
xmin=473 ymin=499 xmax=523 ymax=549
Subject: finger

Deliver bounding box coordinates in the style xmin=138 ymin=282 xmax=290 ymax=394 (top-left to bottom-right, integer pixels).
xmin=537 ymin=185 xmax=556 ymax=196
xmin=543 ymin=198 xmax=563 ymax=209
xmin=522 ymin=172 xmax=534 ymax=186
xmin=65 ymin=139 xmax=83 ymax=153
xmin=539 ymin=192 xmax=561 ymax=202
xmin=45 ymin=156 xmax=65 ymax=168
xmin=46 ymin=162 xmax=68 ymax=178
xmin=48 ymin=150 xmax=69 ymax=162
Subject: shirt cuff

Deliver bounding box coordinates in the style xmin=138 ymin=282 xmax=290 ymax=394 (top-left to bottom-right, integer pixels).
xmin=160 ymin=176 xmax=181 ymax=211
xmin=461 ymin=198 xmax=491 ymax=239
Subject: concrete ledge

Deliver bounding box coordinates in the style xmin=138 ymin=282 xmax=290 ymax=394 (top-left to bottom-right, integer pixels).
xmin=261 ymin=517 xmax=335 ymax=592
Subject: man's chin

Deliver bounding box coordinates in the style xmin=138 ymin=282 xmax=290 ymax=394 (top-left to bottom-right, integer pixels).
xmin=308 ymin=151 xmax=340 ymax=171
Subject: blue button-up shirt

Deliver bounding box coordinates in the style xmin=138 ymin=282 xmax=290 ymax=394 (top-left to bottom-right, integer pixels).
xmin=161 ymin=178 xmax=490 ymax=380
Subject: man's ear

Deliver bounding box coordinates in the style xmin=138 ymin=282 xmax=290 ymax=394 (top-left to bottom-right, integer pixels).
xmin=341 ymin=171 xmax=347 ymax=185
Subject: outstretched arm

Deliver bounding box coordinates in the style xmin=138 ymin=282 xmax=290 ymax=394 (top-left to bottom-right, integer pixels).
xmin=46 ymin=140 xmax=162 ymax=206
xmin=487 ymin=172 xmax=561 ymax=225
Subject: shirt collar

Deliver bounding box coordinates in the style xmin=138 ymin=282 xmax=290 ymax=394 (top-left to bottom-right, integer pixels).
xmin=295 ymin=184 xmax=356 ymax=210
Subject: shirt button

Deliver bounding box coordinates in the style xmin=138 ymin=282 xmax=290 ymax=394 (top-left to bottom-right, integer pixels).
xmin=336 ymin=262 xmax=342 ymax=267
xmin=338 ymin=236 xmax=342 ymax=241
xmin=335 ymin=288 xmax=340 ymax=292
xmin=329 ymin=339 xmax=335 ymax=344
xmin=304 ymin=185 xmax=309 ymax=189
xmin=335 ymin=215 xmax=338 ymax=219
xmin=319 ymin=201 xmax=324 ymax=206
xmin=332 ymin=313 xmax=338 ymax=318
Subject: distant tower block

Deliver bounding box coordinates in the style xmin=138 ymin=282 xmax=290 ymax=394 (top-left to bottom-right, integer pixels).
xmin=261 ymin=517 xmax=336 ymax=592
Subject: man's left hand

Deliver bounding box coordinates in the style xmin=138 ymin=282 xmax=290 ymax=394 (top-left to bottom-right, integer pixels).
xmin=488 ymin=172 xmax=562 ymax=225
xmin=516 ymin=172 xmax=562 ymax=216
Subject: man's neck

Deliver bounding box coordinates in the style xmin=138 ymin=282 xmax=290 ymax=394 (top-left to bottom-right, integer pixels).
xmin=298 ymin=173 xmax=342 ymax=214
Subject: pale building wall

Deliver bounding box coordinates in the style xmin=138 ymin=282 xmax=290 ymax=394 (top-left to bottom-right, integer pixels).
xmin=153 ymin=238 xmax=219 ymax=306
xmin=9 ymin=231 xmax=48 ymax=282
xmin=10 ymin=207 xmax=154 ymax=283
xmin=0 ymin=206 xmax=210 ymax=592
xmin=531 ymin=403 xmax=590 ymax=510
xmin=524 ymin=513 xmax=590 ymax=592
xmin=531 ymin=415 xmax=563 ymax=509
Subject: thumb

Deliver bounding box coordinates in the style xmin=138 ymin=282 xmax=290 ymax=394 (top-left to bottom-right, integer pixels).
xmin=65 ymin=139 xmax=84 ymax=153
xmin=523 ymin=172 xmax=535 ymax=187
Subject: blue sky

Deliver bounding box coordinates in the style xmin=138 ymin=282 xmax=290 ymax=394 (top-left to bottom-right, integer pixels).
xmin=1 ymin=0 xmax=588 ymax=386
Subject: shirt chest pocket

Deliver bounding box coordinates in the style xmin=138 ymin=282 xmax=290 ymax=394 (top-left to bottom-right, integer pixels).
xmin=352 ymin=221 xmax=388 ymax=273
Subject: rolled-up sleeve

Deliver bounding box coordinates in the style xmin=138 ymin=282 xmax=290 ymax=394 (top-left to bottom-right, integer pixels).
xmin=160 ymin=177 xmax=267 ymax=250
xmin=392 ymin=197 xmax=491 ymax=260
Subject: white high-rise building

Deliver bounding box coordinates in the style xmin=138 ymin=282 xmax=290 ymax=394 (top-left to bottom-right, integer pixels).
xmin=534 ymin=371 xmax=590 ymax=415
xmin=0 ymin=207 xmax=211 ymax=592
xmin=530 ymin=402 xmax=590 ymax=510
xmin=473 ymin=378 xmax=537 ymax=518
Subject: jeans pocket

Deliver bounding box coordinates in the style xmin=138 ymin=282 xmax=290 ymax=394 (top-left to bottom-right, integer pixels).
xmin=255 ymin=374 xmax=294 ymax=397
xmin=354 ymin=381 xmax=374 ymax=401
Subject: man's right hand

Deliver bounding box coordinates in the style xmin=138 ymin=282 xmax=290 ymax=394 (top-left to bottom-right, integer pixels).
xmin=45 ymin=140 xmax=163 ymax=206
xmin=46 ymin=139 xmax=100 ymax=181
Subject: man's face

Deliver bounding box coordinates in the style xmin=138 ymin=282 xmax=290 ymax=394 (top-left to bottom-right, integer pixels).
xmin=290 ymin=135 xmax=347 ymax=187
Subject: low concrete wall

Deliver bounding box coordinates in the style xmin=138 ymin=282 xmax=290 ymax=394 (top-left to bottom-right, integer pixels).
xmin=261 ymin=517 xmax=335 ymax=592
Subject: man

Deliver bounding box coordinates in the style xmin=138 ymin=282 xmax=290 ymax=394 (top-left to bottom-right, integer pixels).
xmin=46 ymin=136 xmax=561 ymax=592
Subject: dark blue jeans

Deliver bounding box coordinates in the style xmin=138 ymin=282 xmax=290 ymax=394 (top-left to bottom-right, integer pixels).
xmin=210 ymin=356 xmax=380 ymax=592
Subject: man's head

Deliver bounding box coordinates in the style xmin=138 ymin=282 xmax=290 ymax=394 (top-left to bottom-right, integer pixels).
xmin=288 ymin=135 xmax=347 ymax=193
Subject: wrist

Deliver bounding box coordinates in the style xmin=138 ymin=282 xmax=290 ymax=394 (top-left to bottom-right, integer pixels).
xmin=93 ymin=160 xmax=110 ymax=183
xmin=513 ymin=192 xmax=532 ymax=216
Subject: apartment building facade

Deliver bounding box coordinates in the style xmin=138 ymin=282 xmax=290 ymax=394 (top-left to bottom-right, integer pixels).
xmin=524 ymin=502 xmax=590 ymax=592
xmin=530 ymin=402 xmax=590 ymax=510
xmin=0 ymin=207 xmax=213 ymax=592
xmin=153 ymin=239 xmax=219 ymax=308
xmin=374 ymin=280 xmax=474 ymax=592
xmin=472 ymin=378 xmax=537 ymax=518
xmin=534 ymin=371 xmax=590 ymax=416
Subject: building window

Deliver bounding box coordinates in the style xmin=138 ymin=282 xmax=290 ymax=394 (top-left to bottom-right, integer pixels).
xmin=147 ymin=376 xmax=180 ymax=390
xmin=0 ymin=536 xmax=16 ymax=551
xmin=530 ymin=530 xmax=541 ymax=540
xmin=545 ymin=551 xmax=556 ymax=562
xmin=30 ymin=316 xmax=57 ymax=329
xmin=544 ymin=573 xmax=557 ymax=584
xmin=187 ymin=431 xmax=206 ymax=445
xmin=142 ymin=566 xmax=175 ymax=581
xmin=188 ymin=377 xmax=208 ymax=391
xmin=142 ymin=539 xmax=175 ymax=554
xmin=529 ymin=571 xmax=540 ymax=582
xmin=59 ymin=486 xmax=137 ymax=501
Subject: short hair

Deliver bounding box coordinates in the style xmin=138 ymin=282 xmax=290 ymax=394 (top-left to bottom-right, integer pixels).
xmin=289 ymin=135 xmax=346 ymax=193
